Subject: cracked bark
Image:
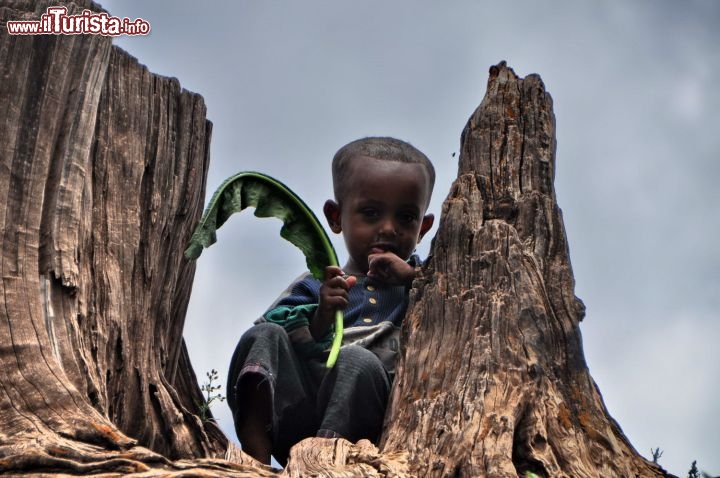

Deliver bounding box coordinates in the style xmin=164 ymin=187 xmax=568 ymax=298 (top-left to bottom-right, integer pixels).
xmin=380 ymin=62 xmax=668 ymax=477
xmin=0 ymin=0 xmax=244 ymax=474
xmin=1 ymin=1 xmax=671 ymax=476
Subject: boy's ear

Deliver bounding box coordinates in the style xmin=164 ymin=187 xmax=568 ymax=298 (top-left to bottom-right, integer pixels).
xmin=323 ymin=200 xmax=342 ymax=234
xmin=418 ymin=213 xmax=435 ymax=242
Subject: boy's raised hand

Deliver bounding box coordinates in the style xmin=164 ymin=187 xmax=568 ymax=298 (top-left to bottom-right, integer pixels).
xmin=367 ymin=252 xmax=416 ymax=287
xmin=310 ymin=266 xmax=357 ymax=340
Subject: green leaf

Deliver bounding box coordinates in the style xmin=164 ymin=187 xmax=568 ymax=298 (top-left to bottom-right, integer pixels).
xmin=185 ymin=171 xmax=344 ymax=367
xmin=184 ymin=171 xmax=338 ymax=280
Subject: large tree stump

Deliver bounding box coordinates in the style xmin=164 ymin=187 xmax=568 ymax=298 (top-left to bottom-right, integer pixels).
xmin=1 ymin=1 xmax=672 ymax=475
xmin=0 ymin=1 xmax=261 ymax=474
xmin=380 ymin=62 xmax=667 ymax=477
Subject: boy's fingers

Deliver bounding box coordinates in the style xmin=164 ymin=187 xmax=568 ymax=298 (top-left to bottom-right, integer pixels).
xmin=325 ymin=274 xmax=357 ymax=291
xmin=368 ymin=252 xmax=396 ymax=270
xmin=368 ymin=255 xmax=391 ymax=275
xmin=328 ymin=277 xmax=348 ymax=291
xmin=345 ymin=275 xmax=357 ymax=288
xmin=322 ymin=295 xmax=348 ymax=311
xmin=324 ymin=266 xmax=344 ymax=280
xmin=326 ymin=286 xmax=348 ymax=298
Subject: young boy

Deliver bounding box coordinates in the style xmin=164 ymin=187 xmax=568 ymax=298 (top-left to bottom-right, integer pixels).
xmin=227 ymin=137 xmax=435 ymax=466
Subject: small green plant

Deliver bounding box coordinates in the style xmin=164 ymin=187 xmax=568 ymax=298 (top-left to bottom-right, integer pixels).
xmin=651 ymin=447 xmax=663 ymax=464
xmin=196 ymin=369 xmax=226 ymax=423
xmin=688 ymin=460 xmax=699 ymax=478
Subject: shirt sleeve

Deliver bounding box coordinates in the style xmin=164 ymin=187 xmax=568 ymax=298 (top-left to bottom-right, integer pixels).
xmin=263 ymin=274 xmax=320 ymax=326
xmin=263 ymin=274 xmax=333 ymax=357
xmin=264 ymin=303 xmax=317 ymax=332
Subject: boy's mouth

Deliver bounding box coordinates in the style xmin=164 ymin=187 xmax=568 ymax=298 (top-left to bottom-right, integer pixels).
xmin=370 ymin=243 xmax=398 ymax=255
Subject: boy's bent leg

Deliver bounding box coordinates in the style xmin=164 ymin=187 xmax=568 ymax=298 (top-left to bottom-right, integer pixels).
xmin=227 ymin=322 xmax=319 ymax=466
xmin=316 ymin=345 xmax=391 ymax=444
xmin=236 ymin=372 xmax=271 ymax=464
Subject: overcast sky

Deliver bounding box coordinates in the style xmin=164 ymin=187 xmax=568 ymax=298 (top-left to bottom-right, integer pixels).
xmin=102 ymin=1 xmax=719 ymax=474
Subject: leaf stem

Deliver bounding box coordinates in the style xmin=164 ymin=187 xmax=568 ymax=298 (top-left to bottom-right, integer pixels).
xmin=326 ymin=310 xmax=344 ymax=368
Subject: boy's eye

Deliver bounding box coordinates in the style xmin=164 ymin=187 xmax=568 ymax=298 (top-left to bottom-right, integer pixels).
xmin=360 ymin=208 xmax=379 ymax=218
xmin=399 ymin=212 xmax=418 ymax=224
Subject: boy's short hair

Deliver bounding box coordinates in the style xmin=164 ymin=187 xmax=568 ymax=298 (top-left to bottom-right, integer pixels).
xmin=332 ymin=137 xmax=435 ymax=207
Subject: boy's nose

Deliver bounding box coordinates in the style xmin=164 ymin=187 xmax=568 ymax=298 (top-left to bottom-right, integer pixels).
xmin=378 ymin=218 xmax=397 ymax=237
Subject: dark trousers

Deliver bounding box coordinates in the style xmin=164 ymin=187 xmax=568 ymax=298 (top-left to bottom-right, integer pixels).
xmin=227 ymin=322 xmax=391 ymax=465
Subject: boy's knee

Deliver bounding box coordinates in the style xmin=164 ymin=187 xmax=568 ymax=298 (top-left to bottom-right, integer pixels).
xmin=318 ymin=345 xmax=391 ymax=443
xmin=244 ymin=321 xmax=284 ymax=338
xmin=335 ymin=345 xmax=387 ymax=379
xmin=337 ymin=344 xmax=376 ymax=362
xmin=239 ymin=322 xmax=288 ymax=347
xmin=229 ymin=323 xmax=287 ymax=397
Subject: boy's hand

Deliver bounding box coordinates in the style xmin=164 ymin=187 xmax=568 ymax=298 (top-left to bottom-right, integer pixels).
xmin=310 ymin=266 xmax=357 ymax=341
xmin=367 ymin=252 xmax=416 ymax=287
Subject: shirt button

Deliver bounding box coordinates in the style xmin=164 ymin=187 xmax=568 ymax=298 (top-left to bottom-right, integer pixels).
xmin=366 ymin=285 xmax=375 ymax=291
xmin=362 ymin=318 xmax=373 ymax=324
xmin=368 ymin=297 xmax=377 ymax=305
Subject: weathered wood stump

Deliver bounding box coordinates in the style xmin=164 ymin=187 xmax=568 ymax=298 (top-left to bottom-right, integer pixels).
xmin=0 ymin=1 xmax=671 ymax=476
xmin=0 ymin=0 xmax=245 ymax=473
xmin=381 ymin=62 xmax=666 ymax=478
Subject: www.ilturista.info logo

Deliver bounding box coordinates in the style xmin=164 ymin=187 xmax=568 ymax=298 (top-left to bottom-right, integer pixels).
xmin=7 ymin=7 xmax=150 ymax=36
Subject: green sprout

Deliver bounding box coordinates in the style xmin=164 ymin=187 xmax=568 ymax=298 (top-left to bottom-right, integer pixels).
xmin=197 ymin=369 xmax=226 ymax=423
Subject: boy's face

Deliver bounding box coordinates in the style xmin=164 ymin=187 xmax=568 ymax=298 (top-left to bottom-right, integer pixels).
xmin=324 ymin=156 xmax=434 ymax=275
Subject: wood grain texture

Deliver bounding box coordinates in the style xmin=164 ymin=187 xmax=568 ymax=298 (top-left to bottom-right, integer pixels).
xmin=0 ymin=1 xmax=674 ymax=475
xmin=380 ymin=62 xmax=668 ymax=477
xmin=0 ymin=0 xmax=236 ymax=473
xmin=282 ymin=438 xmax=410 ymax=477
